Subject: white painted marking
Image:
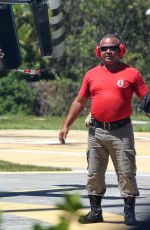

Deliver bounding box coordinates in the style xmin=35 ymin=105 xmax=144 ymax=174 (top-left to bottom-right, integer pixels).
xmin=0 ymin=149 xmax=150 ymax=159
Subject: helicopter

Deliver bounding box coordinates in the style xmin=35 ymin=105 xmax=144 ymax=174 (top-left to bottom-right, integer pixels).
xmin=0 ymin=0 xmax=65 ymax=70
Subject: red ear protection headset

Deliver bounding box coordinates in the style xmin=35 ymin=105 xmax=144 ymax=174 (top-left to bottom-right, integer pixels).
xmin=95 ymin=35 xmax=126 ymax=58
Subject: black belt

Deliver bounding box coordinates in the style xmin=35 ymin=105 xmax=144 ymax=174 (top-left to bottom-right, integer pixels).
xmin=91 ymin=117 xmax=131 ymax=130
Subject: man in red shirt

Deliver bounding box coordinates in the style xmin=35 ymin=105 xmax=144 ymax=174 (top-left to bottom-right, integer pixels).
xmin=59 ymin=34 xmax=149 ymax=226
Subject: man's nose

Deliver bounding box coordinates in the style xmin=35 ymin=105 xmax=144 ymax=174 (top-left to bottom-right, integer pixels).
xmin=106 ymin=48 xmax=112 ymax=52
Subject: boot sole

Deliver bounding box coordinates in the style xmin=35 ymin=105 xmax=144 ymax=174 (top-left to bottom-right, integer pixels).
xmin=125 ymin=222 xmax=137 ymax=226
xmin=79 ymin=218 xmax=104 ymax=224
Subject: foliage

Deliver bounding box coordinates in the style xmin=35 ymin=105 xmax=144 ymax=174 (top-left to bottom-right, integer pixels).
xmin=63 ymin=0 xmax=150 ymax=78
xmin=13 ymin=4 xmax=40 ymax=68
xmin=30 ymin=79 xmax=81 ymax=116
xmin=0 ymin=72 xmax=35 ymax=115
xmin=34 ymin=219 xmax=69 ymax=230
xmin=57 ymin=193 xmax=83 ymax=214
xmin=0 ymin=194 xmax=83 ymax=230
xmin=33 ymin=193 xmax=83 ymax=230
xmin=0 ymin=1 xmax=150 ymax=116
xmin=11 ymin=0 xmax=150 ymax=81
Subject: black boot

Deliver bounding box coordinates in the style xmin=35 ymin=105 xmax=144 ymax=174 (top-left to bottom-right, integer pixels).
xmin=79 ymin=195 xmax=103 ymax=224
xmin=124 ymin=197 xmax=137 ymax=226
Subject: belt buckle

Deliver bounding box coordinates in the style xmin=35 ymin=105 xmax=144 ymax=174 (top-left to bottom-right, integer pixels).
xmin=103 ymin=122 xmax=111 ymax=130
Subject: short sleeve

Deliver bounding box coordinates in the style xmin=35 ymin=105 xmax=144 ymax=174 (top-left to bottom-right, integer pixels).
xmin=78 ymin=73 xmax=91 ymax=98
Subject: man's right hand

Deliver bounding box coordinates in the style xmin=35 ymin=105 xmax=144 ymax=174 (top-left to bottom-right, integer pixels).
xmin=59 ymin=127 xmax=69 ymax=144
xmin=58 ymin=95 xmax=88 ymax=144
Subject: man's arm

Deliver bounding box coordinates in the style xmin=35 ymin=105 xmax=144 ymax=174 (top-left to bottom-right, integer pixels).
xmin=140 ymin=92 xmax=150 ymax=118
xmin=59 ymin=94 xmax=88 ymax=144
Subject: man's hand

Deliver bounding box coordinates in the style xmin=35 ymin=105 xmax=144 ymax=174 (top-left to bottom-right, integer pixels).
xmin=0 ymin=49 xmax=4 ymax=59
xmin=59 ymin=127 xmax=69 ymax=144
xmin=59 ymin=95 xmax=88 ymax=144
xmin=85 ymin=113 xmax=92 ymax=127
xmin=140 ymin=92 xmax=150 ymax=114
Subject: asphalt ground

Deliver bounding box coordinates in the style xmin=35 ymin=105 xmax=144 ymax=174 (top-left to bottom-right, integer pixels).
xmin=0 ymin=129 xmax=150 ymax=230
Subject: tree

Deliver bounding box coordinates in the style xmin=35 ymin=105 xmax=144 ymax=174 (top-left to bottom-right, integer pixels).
xmin=11 ymin=1 xmax=149 ymax=81
xmin=62 ymin=0 xmax=150 ymax=79
xmin=1 ymin=1 xmax=149 ymax=116
xmin=0 ymin=71 xmax=35 ymax=115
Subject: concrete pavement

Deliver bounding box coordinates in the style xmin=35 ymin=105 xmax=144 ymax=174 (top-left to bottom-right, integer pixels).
xmin=0 ymin=172 xmax=149 ymax=230
xmin=0 ymin=130 xmax=150 ymax=230
xmin=0 ymin=130 xmax=150 ymax=172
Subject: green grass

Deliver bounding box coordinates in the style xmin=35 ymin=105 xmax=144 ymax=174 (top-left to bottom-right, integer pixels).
xmin=0 ymin=115 xmax=86 ymax=130
xmin=132 ymin=114 xmax=150 ymax=132
xmin=0 ymin=114 xmax=150 ymax=131
xmin=0 ymin=114 xmax=149 ymax=171
xmin=0 ymin=160 xmax=71 ymax=172
xmin=133 ymin=124 xmax=150 ymax=132
xmin=132 ymin=114 xmax=150 ymax=121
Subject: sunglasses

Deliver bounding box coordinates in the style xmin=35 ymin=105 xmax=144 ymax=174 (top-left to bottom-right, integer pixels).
xmin=100 ymin=46 xmax=119 ymax=52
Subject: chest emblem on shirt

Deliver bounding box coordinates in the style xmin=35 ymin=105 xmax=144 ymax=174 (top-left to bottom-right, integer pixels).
xmin=117 ymin=79 xmax=124 ymax=87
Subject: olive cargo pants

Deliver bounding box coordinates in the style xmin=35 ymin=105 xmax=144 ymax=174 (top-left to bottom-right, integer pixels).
xmin=86 ymin=123 xmax=139 ymax=197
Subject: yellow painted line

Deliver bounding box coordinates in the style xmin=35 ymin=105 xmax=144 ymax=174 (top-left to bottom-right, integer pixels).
xmin=0 ymin=202 xmax=60 ymax=225
xmin=0 ymin=202 xmax=49 ymax=211
xmin=0 ymin=202 xmax=129 ymax=230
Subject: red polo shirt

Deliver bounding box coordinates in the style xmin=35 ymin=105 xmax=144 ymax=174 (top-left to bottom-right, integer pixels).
xmin=79 ymin=63 xmax=148 ymax=122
